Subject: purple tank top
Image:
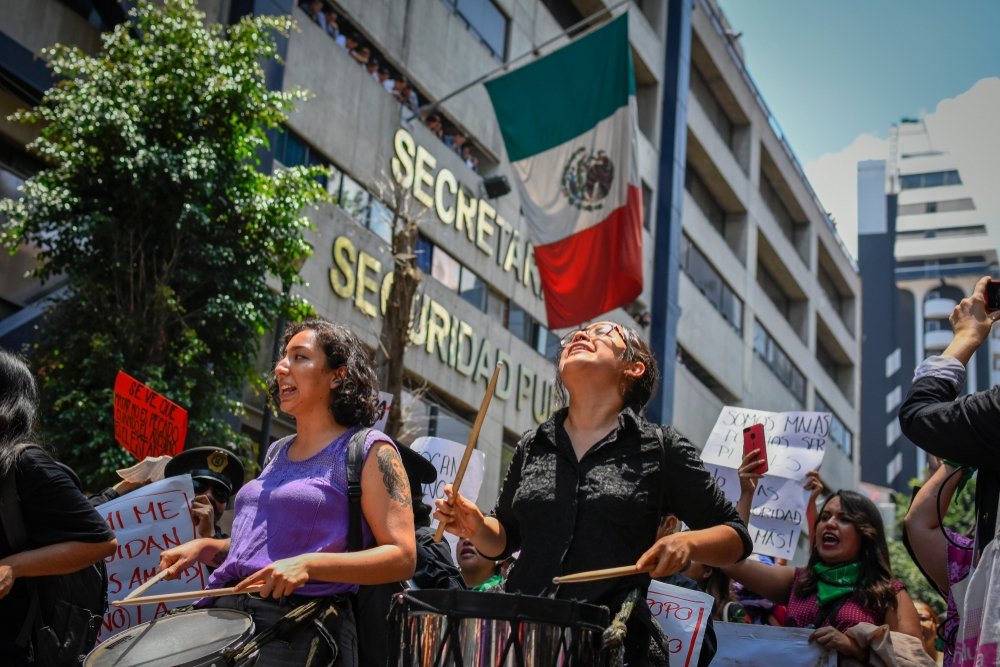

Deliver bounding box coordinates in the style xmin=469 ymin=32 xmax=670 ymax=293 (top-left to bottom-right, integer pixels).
xmin=207 ymin=427 xmax=394 ymax=597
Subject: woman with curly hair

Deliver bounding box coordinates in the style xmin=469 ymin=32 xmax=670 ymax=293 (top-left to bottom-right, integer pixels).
xmin=724 ymin=489 xmax=921 ymax=661
xmin=159 ymin=318 xmax=415 ymax=666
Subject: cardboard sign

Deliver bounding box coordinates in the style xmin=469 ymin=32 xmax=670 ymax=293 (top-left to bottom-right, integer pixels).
xmin=410 ymin=436 xmax=486 ymax=557
xmin=646 ymin=580 xmax=714 ymax=667
xmin=113 ymin=371 xmax=188 ymax=459
xmin=373 ymin=391 xmax=393 ymax=432
xmin=713 ymin=623 xmax=835 ymax=666
xmin=95 ymin=476 xmax=208 ymax=643
xmin=701 ymin=407 xmax=828 ymax=480
xmin=700 ymin=407 xmax=828 ymax=560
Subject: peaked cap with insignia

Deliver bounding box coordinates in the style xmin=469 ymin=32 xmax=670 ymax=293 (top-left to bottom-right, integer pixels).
xmin=165 ymin=446 xmax=245 ymax=495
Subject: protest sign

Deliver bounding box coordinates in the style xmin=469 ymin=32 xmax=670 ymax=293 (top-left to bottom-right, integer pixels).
xmin=646 ymin=580 xmax=714 ymax=667
xmin=373 ymin=391 xmax=393 ymax=432
xmin=700 ymin=407 xmax=828 ymax=480
xmin=713 ymin=623 xmax=834 ymax=666
xmin=411 ymin=436 xmax=486 ymax=556
xmin=701 ymin=407 xmax=827 ymax=560
xmin=95 ymin=476 xmax=208 ymax=643
xmin=113 ymin=371 xmax=188 ymax=460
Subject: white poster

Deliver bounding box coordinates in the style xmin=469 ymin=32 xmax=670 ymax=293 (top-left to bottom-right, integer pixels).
xmin=95 ymin=476 xmax=209 ymax=643
xmin=700 ymin=407 xmax=827 ymax=560
xmin=646 ymin=580 xmax=715 ymax=667
xmin=411 ymin=436 xmax=486 ymax=557
xmin=700 ymin=407 xmax=829 ymax=479
xmin=713 ymin=623 xmax=835 ymax=666
xmin=373 ymin=391 xmax=393 ymax=432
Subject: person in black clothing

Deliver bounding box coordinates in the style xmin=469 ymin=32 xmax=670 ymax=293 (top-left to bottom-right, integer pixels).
xmin=164 ymin=446 xmax=245 ymax=539
xmin=898 ymin=276 xmax=1000 ymax=563
xmin=0 ymin=349 xmax=117 ymax=665
xmin=435 ymin=320 xmax=751 ymax=665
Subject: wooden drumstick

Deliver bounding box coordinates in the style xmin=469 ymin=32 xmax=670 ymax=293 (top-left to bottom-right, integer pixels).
xmin=433 ymin=361 xmax=505 ymax=543
xmin=112 ymin=584 xmax=265 ymax=607
xmin=121 ymin=568 xmax=172 ymax=601
xmin=552 ymin=565 xmax=649 ymax=585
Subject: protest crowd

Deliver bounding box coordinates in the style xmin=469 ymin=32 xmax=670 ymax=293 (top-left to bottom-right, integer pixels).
xmin=4 ymin=279 xmax=1000 ymax=666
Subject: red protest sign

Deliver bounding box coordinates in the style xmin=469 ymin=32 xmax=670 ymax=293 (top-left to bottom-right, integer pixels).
xmin=113 ymin=371 xmax=188 ymax=460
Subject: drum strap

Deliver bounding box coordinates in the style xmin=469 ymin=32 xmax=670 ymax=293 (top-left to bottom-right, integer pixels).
xmin=226 ymin=597 xmax=342 ymax=665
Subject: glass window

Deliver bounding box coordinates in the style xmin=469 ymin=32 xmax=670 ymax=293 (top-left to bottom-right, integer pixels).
xmin=507 ymin=302 xmax=531 ymax=343
xmin=339 ymin=174 xmax=371 ymax=227
xmin=753 ymin=320 xmax=805 ymax=404
xmin=444 ymin=0 xmax=508 ymax=60
xmin=431 ymin=247 xmax=461 ymax=291
xmin=369 ymin=197 xmax=394 ymax=244
xmin=900 ymin=170 xmax=962 ymax=190
xmin=415 ymin=235 xmax=433 ymax=275
xmin=458 ymin=267 xmax=487 ymax=311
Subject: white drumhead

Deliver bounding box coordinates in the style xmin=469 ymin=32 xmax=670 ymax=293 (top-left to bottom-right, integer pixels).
xmin=85 ymin=609 xmax=253 ymax=667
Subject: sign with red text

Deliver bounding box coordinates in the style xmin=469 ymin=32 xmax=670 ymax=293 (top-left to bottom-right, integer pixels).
xmin=713 ymin=623 xmax=834 ymax=666
xmin=646 ymin=580 xmax=714 ymax=667
xmin=95 ymin=476 xmax=208 ymax=643
xmin=113 ymin=371 xmax=188 ymax=459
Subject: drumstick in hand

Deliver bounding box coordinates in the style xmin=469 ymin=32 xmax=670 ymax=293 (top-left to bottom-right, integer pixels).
xmin=122 ymin=568 xmax=172 ymax=601
xmin=112 ymin=584 xmax=265 ymax=607
xmin=433 ymin=361 xmax=504 ymax=543
xmin=552 ymin=565 xmax=651 ymax=585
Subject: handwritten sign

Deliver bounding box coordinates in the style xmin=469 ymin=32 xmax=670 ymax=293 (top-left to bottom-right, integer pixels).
xmin=95 ymin=476 xmax=208 ymax=643
xmin=373 ymin=391 xmax=393 ymax=432
xmin=646 ymin=580 xmax=714 ymax=667
xmin=701 ymin=407 xmax=828 ymax=560
xmin=113 ymin=371 xmax=188 ymax=459
xmin=701 ymin=407 xmax=828 ymax=480
xmin=411 ymin=436 xmax=486 ymax=557
xmin=713 ymin=623 xmax=834 ymax=666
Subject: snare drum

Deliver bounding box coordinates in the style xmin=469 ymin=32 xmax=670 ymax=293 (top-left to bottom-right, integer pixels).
xmin=392 ymin=589 xmax=609 ymax=667
xmin=84 ymin=609 xmax=255 ymax=667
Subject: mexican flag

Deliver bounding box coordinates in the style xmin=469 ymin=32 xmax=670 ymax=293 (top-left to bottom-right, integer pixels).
xmin=485 ymin=14 xmax=643 ymax=330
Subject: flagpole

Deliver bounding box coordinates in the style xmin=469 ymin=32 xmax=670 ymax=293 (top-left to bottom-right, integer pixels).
xmin=408 ymin=0 xmax=632 ymax=121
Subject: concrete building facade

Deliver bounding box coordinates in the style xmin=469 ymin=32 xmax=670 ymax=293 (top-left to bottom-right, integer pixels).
xmin=1 ymin=0 xmax=860 ymax=502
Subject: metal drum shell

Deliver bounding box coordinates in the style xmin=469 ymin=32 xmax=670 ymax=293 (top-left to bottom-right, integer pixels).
xmin=84 ymin=609 xmax=256 ymax=667
xmin=393 ymin=589 xmax=609 ymax=667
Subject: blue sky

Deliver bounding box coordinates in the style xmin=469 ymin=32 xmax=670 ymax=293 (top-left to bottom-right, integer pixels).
xmin=715 ymin=0 xmax=1000 ymax=164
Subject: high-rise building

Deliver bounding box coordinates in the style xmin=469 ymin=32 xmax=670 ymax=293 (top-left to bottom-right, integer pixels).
xmin=1 ymin=0 xmax=860 ymax=499
xmin=859 ymin=119 xmax=998 ymax=491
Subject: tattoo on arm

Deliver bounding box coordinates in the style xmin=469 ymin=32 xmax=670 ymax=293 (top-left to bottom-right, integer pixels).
xmin=377 ymin=447 xmax=411 ymax=507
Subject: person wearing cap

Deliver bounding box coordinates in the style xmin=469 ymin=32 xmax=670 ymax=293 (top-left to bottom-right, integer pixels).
xmin=164 ymin=447 xmax=244 ymax=539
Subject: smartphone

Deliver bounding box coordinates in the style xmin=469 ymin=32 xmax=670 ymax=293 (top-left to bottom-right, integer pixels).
xmin=743 ymin=424 xmax=769 ymax=475
xmin=986 ymin=280 xmax=1000 ymax=314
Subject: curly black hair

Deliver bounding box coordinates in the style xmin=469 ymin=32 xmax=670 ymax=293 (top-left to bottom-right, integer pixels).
xmin=267 ymin=318 xmax=381 ymax=427
xmin=0 ymin=349 xmax=39 ymax=475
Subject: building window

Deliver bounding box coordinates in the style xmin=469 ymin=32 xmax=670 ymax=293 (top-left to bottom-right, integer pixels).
xmin=753 ymin=320 xmax=805 ymax=404
xmin=757 ymin=262 xmax=791 ymax=319
xmin=680 ymin=236 xmax=743 ymax=334
xmin=441 ymin=0 xmax=508 ymax=61
xmin=885 ymin=419 xmax=901 ymax=447
xmin=684 ymin=167 xmax=726 ymax=235
xmin=760 ymin=172 xmax=799 ymax=243
xmin=815 ymin=393 xmax=852 ymax=460
xmin=885 ymin=386 xmax=902 ymax=414
xmin=677 ymin=346 xmax=737 ymax=404
xmin=886 ymin=451 xmax=902 ymax=484
xmin=506 ymin=302 xmax=559 ymax=360
xmin=885 ymin=348 xmax=901 ymax=378
xmin=689 ymin=63 xmax=733 ymax=148
xmin=899 ymin=170 xmax=962 ymax=190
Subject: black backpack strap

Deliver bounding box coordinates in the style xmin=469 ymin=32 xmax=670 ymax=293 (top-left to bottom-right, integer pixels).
xmin=346 ymin=427 xmax=372 ymax=553
xmin=262 ymin=435 xmax=296 ymax=470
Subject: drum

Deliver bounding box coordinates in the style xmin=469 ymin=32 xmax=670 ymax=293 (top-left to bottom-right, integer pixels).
xmin=392 ymin=589 xmax=609 ymax=667
xmin=84 ymin=609 xmax=256 ymax=667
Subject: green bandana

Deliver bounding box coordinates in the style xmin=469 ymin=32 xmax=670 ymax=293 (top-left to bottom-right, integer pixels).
xmin=812 ymin=561 xmax=860 ymax=607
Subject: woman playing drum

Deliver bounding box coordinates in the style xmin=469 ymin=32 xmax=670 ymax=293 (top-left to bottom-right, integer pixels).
xmin=159 ymin=319 xmax=416 ymax=666
xmin=434 ymin=320 xmax=752 ymax=664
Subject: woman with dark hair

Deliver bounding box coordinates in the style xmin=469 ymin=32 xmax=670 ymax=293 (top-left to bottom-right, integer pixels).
xmin=160 ymin=319 xmax=416 ymax=666
xmin=434 ymin=320 xmax=751 ymax=665
xmin=0 ymin=349 xmax=117 ymax=665
xmin=723 ymin=490 xmax=921 ymax=660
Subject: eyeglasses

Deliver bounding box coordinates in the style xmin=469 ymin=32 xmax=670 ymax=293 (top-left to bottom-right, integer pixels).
xmin=193 ymin=479 xmax=231 ymax=505
xmin=559 ymin=322 xmax=624 ymax=348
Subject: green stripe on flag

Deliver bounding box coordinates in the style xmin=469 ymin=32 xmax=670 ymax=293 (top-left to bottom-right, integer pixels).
xmin=485 ymin=13 xmax=635 ymax=162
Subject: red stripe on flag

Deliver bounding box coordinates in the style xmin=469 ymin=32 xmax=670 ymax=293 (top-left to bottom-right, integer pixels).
xmin=535 ymin=186 xmax=643 ymax=329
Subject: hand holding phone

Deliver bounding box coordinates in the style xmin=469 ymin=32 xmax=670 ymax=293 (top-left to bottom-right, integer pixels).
xmin=742 ymin=424 xmax=768 ymax=475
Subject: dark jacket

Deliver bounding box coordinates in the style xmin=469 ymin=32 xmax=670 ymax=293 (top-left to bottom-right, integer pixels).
xmin=898 ymin=374 xmax=1000 ymax=562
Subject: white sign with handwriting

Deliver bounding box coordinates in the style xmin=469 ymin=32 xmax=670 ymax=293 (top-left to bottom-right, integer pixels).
xmin=646 ymin=580 xmax=715 ymax=667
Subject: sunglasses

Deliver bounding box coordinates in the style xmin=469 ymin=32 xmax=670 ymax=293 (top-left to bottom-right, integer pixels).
xmin=193 ymin=479 xmax=231 ymax=505
xmin=559 ymin=322 xmax=624 ymax=348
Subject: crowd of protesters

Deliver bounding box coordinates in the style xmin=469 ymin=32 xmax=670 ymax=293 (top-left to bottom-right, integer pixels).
xmin=299 ymin=0 xmax=479 ymax=172
xmin=8 ymin=276 xmax=1000 ymax=665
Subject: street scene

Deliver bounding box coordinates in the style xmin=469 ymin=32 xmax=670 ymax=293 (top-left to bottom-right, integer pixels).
xmin=0 ymin=0 xmax=998 ymax=665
